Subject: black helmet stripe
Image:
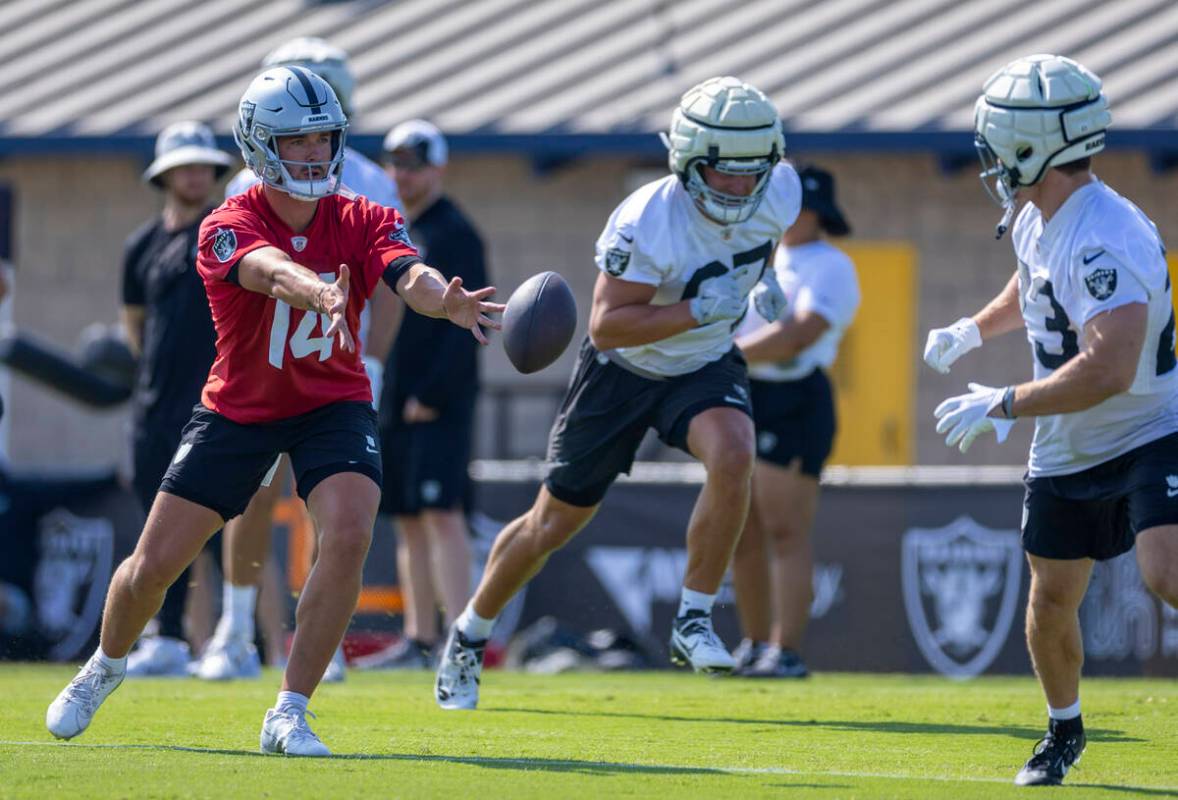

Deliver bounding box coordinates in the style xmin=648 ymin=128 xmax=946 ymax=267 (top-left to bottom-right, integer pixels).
xmin=288 ymin=66 xmax=323 ymax=114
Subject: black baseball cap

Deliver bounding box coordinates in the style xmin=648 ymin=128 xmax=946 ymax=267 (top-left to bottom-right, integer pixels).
xmin=798 ymin=166 xmax=850 ymax=237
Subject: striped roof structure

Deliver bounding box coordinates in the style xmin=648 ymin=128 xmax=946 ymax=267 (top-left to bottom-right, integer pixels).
xmin=1 ymin=0 xmax=1176 ymax=156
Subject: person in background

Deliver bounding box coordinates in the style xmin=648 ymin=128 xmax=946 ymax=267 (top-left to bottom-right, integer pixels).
xmin=193 ymin=36 xmax=401 ymax=683
xmin=730 ymin=166 xmax=859 ymax=678
xmin=356 ymin=120 xmax=485 ymax=669
xmin=120 ymin=121 xmax=232 ymax=676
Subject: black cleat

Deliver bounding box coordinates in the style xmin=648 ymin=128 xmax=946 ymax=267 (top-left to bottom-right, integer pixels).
xmin=1014 ymin=721 xmax=1086 ymax=786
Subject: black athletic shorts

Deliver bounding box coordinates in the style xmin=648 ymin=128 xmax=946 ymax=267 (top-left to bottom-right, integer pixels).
xmin=1022 ymin=430 xmax=1178 ymax=561
xmin=544 ymin=338 xmax=752 ymax=507
xmin=380 ymin=396 xmax=474 ymax=516
xmin=160 ymin=401 xmax=382 ymax=522
xmin=749 ymin=369 xmax=836 ymax=476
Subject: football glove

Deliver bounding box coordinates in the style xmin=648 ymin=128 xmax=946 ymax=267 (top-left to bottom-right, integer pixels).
xmin=923 ymin=317 xmax=982 ymax=374
xmin=934 ymin=382 xmax=1015 ymax=453
xmin=751 ymin=270 xmax=787 ymax=322
xmin=689 ymin=274 xmax=746 ymax=325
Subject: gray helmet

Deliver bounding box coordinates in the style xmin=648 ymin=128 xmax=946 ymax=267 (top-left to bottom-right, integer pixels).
xmin=233 ymin=66 xmax=348 ymax=201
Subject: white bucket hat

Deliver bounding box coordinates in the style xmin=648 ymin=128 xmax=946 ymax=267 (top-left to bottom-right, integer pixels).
xmin=143 ymin=120 xmax=234 ymax=188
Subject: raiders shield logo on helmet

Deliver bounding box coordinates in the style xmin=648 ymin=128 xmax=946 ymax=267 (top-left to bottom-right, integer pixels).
xmin=604 ymin=247 xmax=631 ymax=277
xmin=1084 ymin=267 xmax=1117 ymax=300
xmin=901 ymin=516 xmax=1022 ymax=678
xmin=212 ymin=227 xmax=238 ymax=264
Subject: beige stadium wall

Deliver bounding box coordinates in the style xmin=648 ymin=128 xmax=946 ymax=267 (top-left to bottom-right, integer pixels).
xmin=1 ymin=150 xmax=1175 ymax=471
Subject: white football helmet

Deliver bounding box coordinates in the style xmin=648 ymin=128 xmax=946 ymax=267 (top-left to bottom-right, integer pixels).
xmin=233 ymin=66 xmax=348 ymax=201
xmin=974 ymin=54 xmax=1110 ymax=237
xmin=661 ymin=76 xmax=784 ymax=225
xmin=264 ymin=37 xmax=355 ymax=116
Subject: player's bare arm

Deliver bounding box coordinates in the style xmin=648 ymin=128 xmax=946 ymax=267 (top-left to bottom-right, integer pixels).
xmin=588 ymin=272 xmax=695 ymax=350
xmin=1002 ymin=302 xmax=1147 ymax=418
xmin=393 ymin=262 xmax=504 ymax=345
xmin=737 ymin=310 xmax=829 ymax=363
xmin=237 ymin=245 xmax=355 ymax=352
xmin=974 ymin=271 xmax=1024 ymax=339
xmin=121 ymin=305 xmax=146 ymax=357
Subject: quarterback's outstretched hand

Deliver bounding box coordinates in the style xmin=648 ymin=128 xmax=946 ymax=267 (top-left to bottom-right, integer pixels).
xmin=752 ymin=270 xmax=787 ymax=322
xmin=443 ymin=276 xmax=505 ymax=345
xmin=690 ymin=273 xmax=745 ymax=325
xmin=321 ymin=264 xmax=355 ymax=353
xmin=934 ymin=382 xmax=1015 ymax=453
xmin=923 ymin=317 xmax=982 ymax=373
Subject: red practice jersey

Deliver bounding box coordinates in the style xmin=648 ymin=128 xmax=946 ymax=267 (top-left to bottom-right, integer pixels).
xmin=196 ymin=184 xmax=419 ymax=423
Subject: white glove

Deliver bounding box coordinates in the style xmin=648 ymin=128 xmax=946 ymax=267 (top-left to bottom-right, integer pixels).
xmin=923 ymin=317 xmax=982 ymax=374
xmin=690 ymin=273 xmax=746 ymax=325
xmin=362 ymin=354 xmax=384 ymax=410
xmin=752 ymin=270 xmax=787 ymax=322
xmin=934 ymin=382 xmax=1015 ymax=453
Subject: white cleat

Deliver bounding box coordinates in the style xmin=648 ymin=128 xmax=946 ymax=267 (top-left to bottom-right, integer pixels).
xmin=434 ymin=626 xmax=485 ymax=710
xmin=125 ymin=636 xmax=191 ymax=677
xmin=668 ymin=611 xmax=736 ymax=674
xmin=193 ymin=635 xmax=261 ymax=681
xmin=46 ymin=654 xmax=126 ymax=739
xmin=321 ymin=645 xmax=347 ymax=684
xmin=259 ymin=706 xmax=331 ymax=757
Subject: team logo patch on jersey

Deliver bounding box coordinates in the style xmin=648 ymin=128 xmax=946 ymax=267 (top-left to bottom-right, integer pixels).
xmin=291 ymin=236 xmax=308 ymax=252
xmin=212 ymin=227 xmax=238 ymax=263
xmin=388 ymin=220 xmax=414 ymax=248
xmin=1084 ymin=267 xmax=1117 ymax=301
xmin=604 ymin=247 xmax=631 ymax=277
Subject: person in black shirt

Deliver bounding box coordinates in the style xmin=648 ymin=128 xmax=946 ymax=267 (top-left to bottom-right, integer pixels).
xmin=120 ymin=121 xmax=231 ymax=676
xmin=362 ymin=120 xmax=486 ymax=668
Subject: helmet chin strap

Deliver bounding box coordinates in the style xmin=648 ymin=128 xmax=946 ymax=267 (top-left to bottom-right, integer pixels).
xmin=995 ymin=201 xmax=1016 ymax=240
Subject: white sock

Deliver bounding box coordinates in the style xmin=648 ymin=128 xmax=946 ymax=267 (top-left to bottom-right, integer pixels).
xmin=96 ymin=646 xmax=127 ymax=672
xmin=223 ymin=583 xmax=257 ymax=641
xmin=677 ymin=587 xmax=716 ymax=618
xmin=276 ymin=690 xmax=309 ymax=714
xmin=1048 ymin=699 xmax=1081 ymax=721
xmin=456 ymin=605 xmax=495 ymax=641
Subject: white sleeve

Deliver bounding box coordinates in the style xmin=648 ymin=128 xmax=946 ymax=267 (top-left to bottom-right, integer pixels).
xmin=793 ymin=251 xmax=860 ymax=327
xmin=768 ymin=163 xmax=803 ymax=238
xmin=224 ymin=168 xmax=258 ymax=199
xmin=1064 ymin=246 xmax=1149 ymax=327
xmin=594 ymin=202 xmax=664 ymax=286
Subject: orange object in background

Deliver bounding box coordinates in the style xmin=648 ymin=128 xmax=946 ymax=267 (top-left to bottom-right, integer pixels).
xmin=274 ymin=495 xmax=402 ymax=614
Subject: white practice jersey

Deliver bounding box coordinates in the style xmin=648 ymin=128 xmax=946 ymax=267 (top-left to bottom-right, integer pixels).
xmin=1012 ymin=180 xmax=1178 ymax=477
xmin=736 ymin=240 xmax=859 ymax=382
xmin=224 ymin=146 xmax=402 ymax=211
xmin=595 ymin=163 xmax=802 ymax=377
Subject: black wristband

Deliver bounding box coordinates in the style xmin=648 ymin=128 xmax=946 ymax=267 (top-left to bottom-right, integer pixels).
xmin=1001 ymin=385 xmax=1016 ymax=419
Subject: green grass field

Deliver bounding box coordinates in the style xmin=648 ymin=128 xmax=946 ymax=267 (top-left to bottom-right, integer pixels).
xmin=1 ymin=665 xmax=1176 ymax=799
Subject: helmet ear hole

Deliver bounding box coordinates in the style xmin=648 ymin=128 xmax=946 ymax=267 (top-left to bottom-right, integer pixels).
xmin=1016 ymin=145 xmax=1033 ymax=161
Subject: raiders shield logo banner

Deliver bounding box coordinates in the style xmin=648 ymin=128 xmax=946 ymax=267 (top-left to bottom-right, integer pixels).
xmin=1084 ymin=267 xmax=1117 ymax=300
xmin=212 ymin=227 xmax=238 ymax=264
xmin=604 ymin=247 xmax=631 ymax=277
xmin=901 ymin=516 xmax=1022 ymax=678
xmin=34 ymin=508 xmax=115 ymax=662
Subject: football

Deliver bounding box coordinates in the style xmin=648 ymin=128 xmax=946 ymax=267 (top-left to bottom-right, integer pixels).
xmin=501 ymin=271 xmax=577 ymax=374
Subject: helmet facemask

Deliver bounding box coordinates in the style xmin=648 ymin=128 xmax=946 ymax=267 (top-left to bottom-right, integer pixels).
xmin=683 ymin=153 xmax=777 ymax=225
xmin=253 ymin=125 xmax=347 ymax=202
xmin=974 ymin=134 xmax=1019 ymax=239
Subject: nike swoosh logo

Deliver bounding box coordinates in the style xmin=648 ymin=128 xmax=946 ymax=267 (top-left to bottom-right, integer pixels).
xmin=617 ymin=233 xmax=633 ymax=243
xmin=1082 ymin=250 xmax=1105 ymax=265
xmin=724 ymin=395 xmax=746 ymax=405
xmin=1167 ymin=488 xmax=1178 ymax=498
